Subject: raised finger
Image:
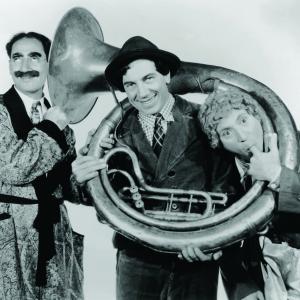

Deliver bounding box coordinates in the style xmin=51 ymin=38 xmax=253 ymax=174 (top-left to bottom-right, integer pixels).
xmin=181 ymin=248 xmax=193 ymax=263
xmin=249 ymin=145 xmax=260 ymax=156
xmin=267 ymin=133 xmax=278 ymax=153
xmin=76 ymin=171 xmax=99 ymax=184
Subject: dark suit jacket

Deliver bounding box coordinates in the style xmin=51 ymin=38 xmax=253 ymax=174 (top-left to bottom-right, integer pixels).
xmin=111 ymin=95 xmax=237 ymax=253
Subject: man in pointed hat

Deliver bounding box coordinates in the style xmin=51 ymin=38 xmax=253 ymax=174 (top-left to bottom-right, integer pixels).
xmin=73 ymin=36 xmax=238 ymax=300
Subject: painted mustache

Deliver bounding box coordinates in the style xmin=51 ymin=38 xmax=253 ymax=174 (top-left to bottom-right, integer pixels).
xmin=14 ymin=70 xmax=40 ymax=78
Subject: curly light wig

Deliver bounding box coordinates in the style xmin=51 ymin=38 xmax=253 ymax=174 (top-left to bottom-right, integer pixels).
xmin=198 ymin=87 xmax=260 ymax=148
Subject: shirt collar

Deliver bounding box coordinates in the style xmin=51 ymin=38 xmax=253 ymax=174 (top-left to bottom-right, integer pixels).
xmin=14 ymin=86 xmax=46 ymax=117
xmin=138 ymin=94 xmax=175 ymax=123
xmin=138 ymin=94 xmax=175 ymax=145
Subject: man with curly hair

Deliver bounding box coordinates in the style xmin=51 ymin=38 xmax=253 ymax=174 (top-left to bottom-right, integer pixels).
xmin=199 ymin=86 xmax=300 ymax=299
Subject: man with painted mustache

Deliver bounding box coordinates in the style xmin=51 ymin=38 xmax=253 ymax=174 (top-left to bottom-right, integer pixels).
xmin=0 ymin=32 xmax=84 ymax=299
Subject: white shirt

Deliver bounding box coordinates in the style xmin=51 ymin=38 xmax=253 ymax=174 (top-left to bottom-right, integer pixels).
xmin=14 ymin=86 xmax=49 ymax=119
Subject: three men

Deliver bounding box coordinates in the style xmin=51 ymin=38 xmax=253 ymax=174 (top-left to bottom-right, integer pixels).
xmin=73 ymin=36 xmax=234 ymax=300
xmin=0 ymin=32 xmax=83 ymax=299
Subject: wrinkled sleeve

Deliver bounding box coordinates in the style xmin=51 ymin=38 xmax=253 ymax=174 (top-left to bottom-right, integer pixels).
xmin=277 ymin=166 xmax=300 ymax=214
xmin=0 ymin=105 xmax=64 ymax=185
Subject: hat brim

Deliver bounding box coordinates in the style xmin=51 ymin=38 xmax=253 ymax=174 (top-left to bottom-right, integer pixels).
xmin=105 ymin=49 xmax=180 ymax=91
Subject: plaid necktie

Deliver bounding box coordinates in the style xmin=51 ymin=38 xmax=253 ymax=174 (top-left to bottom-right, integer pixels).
xmin=152 ymin=113 xmax=165 ymax=157
xmin=30 ymin=101 xmax=42 ymax=124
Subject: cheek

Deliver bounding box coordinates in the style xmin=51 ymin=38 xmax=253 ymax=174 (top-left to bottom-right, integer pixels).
xmin=38 ymin=63 xmax=48 ymax=74
xmin=128 ymin=97 xmax=139 ymax=109
xmin=221 ymin=138 xmax=238 ymax=152
xmin=124 ymin=87 xmax=136 ymax=99
xmin=9 ymin=63 xmax=17 ymax=74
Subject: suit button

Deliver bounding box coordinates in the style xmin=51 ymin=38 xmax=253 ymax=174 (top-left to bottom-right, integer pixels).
xmin=171 ymin=203 xmax=178 ymax=210
xmin=168 ymin=170 xmax=176 ymax=177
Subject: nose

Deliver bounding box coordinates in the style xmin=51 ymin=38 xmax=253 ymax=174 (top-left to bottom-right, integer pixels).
xmin=20 ymin=57 xmax=31 ymax=71
xmin=236 ymin=129 xmax=247 ymax=142
xmin=136 ymin=82 xmax=148 ymax=99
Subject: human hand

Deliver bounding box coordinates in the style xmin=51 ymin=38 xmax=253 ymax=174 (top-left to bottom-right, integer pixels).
xmin=100 ymin=134 xmax=115 ymax=150
xmin=44 ymin=106 xmax=69 ymax=130
xmin=72 ymin=155 xmax=106 ymax=184
xmin=178 ymin=246 xmax=222 ymax=263
xmin=248 ymin=133 xmax=281 ymax=182
xmin=79 ymin=129 xmax=96 ymax=155
xmin=79 ymin=130 xmax=115 ymax=155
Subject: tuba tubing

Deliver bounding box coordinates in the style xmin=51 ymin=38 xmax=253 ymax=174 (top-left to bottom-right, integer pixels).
xmin=86 ymin=71 xmax=298 ymax=253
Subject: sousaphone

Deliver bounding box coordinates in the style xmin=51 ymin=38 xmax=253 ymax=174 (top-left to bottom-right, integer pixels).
xmin=49 ymin=7 xmax=299 ymax=253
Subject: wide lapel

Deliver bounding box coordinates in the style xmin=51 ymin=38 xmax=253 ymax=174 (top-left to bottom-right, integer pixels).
xmin=127 ymin=112 xmax=158 ymax=176
xmin=2 ymin=86 xmax=33 ymax=140
xmin=155 ymin=96 xmax=198 ymax=179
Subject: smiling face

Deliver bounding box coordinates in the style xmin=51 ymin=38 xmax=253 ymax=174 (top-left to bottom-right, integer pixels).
xmin=216 ymin=109 xmax=264 ymax=160
xmin=122 ymin=59 xmax=171 ymax=115
xmin=9 ymin=37 xmax=48 ymax=99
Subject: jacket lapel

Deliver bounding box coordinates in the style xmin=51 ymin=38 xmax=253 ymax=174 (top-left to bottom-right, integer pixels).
xmin=122 ymin=110 xmax=158 ymax=176
xmin=2 ymin=86 xmax=33 ymax=140
xmin=121 ymin=96 xmax=198 ymax=181
xmin=155 ymin=96 xmax=198 ymax=179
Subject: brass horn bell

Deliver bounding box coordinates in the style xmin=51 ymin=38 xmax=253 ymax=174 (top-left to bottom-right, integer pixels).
xmin=48 ymin=7 xmax=118 ymax=123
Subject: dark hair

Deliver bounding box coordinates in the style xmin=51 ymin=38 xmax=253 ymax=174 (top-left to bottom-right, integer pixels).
xmin=6 ymin=32 xmax=51 ymax=60
xmin=118 ymin=58 xmax=170 ymax=90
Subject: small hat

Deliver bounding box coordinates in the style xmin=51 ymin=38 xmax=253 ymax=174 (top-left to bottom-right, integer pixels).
xmin=105 ymin=36 xmax=181 ymax=91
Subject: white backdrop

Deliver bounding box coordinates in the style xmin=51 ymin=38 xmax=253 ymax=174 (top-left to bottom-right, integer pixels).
xmin=1 ymin=1 xmax=299 ymax=299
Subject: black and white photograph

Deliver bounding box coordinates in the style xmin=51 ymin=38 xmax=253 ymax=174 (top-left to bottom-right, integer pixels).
xmin=0 ymin=1 xmax=299 ymax=299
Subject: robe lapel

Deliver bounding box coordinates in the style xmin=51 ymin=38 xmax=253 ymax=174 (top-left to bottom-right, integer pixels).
xmin=2 ymin=86 xmax=59 ymax=286
xmin=2 ymin=86 xmax=33 ymax=140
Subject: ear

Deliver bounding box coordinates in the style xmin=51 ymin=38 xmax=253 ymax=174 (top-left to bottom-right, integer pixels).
xmin=164 ymin=72 xmax=171 ymax=84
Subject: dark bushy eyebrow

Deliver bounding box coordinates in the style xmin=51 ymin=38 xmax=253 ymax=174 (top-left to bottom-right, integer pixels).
xmin=123 ymin=72 xmax=156 ymax=86
xmin=11 ymin=51 xmax=42 ymax=59
xmin=29 ymin=52 xmax=42 ymax=57
xmin=11 ymin=53 xmax=22 ymax=59
xmin=143 ymin=73 xmax=156 ymax=80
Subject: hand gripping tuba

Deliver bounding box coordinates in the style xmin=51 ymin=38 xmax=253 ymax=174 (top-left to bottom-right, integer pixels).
xmin=49 ymin=7 xmax=299 ymax=253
